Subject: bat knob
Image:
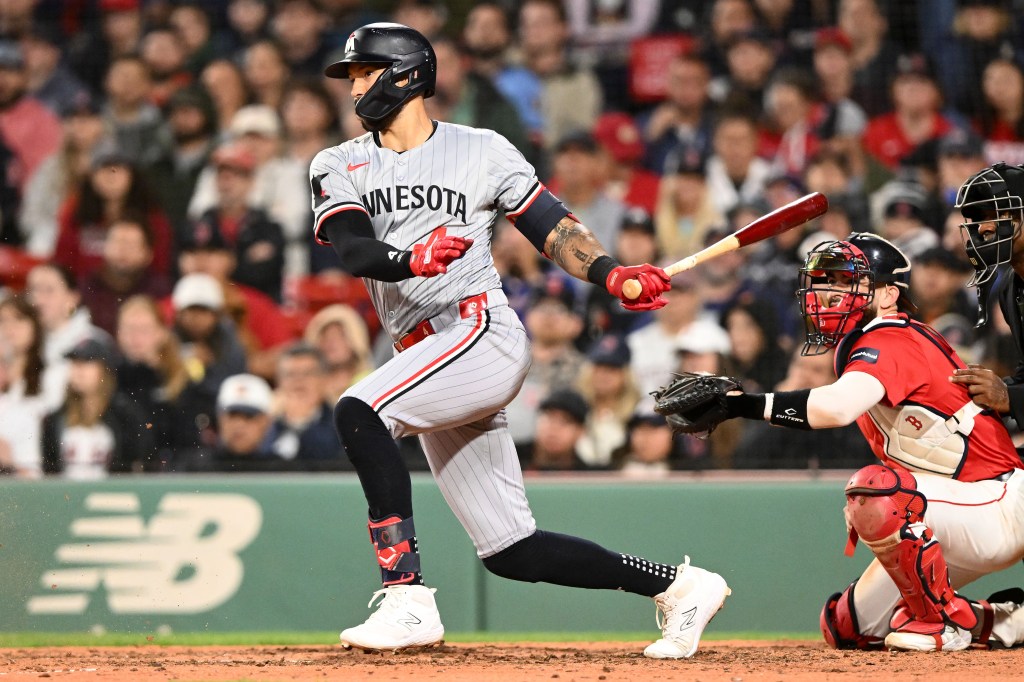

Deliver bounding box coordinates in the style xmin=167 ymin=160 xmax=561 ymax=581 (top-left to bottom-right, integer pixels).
xmin=622 ymin=278 xmax=642 ymax=300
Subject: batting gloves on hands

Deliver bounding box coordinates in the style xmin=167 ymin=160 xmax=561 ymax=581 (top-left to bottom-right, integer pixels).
xmin=606 ymin=264 xmax=671 ymax=311
xmin=409 ymin=227 xmax=473 ymax=278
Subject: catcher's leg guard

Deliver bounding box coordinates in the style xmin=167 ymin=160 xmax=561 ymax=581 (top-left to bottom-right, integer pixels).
xmin=368 ymin=515 xmax=422 ymax=586
xmin=820 ymin=579 xmax=884 ymax=649
xmin=844 ymin=465 xmax=977 ymax=642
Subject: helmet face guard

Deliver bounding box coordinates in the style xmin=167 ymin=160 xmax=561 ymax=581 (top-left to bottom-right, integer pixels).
xmin=798 ymin=242 xmax=875 ymax=355
xmin=956 ymin=166 xmax=1024 ymax=286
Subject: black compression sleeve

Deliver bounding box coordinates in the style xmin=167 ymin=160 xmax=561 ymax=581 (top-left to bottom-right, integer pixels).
xmin=321 ymin=211 xmax=414 ymax=282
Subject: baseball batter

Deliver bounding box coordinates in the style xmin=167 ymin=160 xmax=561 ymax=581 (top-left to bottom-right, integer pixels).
xmin=311 ymin=23 xmax=729 ymax=658
xmin=663 ymin=233 xmax=1024 ymax=651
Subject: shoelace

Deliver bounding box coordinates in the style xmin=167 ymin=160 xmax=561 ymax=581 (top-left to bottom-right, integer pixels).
xmin=654 ymin=556 xmax=690 ymax=631
xmin=365 ymin=587 xmax=408 ymax=624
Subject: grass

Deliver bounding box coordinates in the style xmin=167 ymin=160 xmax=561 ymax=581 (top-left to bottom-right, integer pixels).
xmin=0 ymin=631 xmax=818 ymax=647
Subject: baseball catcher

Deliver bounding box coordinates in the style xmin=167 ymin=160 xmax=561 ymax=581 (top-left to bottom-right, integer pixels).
xmin=660 ymin=233 xmax=1024 ymax=652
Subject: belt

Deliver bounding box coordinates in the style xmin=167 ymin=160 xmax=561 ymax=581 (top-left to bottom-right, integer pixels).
xmin=393 ymin=291 xmax=496 ymax=352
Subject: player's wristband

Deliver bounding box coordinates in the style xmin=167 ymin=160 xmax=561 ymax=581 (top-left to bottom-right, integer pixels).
xmin=768 ymin=389 xmax=813 ymax=430
xmin=587 ymin=255 xmax=620 ymax=288
xmin=724 ymin=393 xmax=767 ymax=421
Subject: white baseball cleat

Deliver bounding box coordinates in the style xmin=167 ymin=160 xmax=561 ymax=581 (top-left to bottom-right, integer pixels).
xmin=884 ymin=624 xmax=971 ymax=652
xmin=340 ymin=584 xmax=445 ymax=652
xmin=643 ymin=556 xmax=731 ymax=659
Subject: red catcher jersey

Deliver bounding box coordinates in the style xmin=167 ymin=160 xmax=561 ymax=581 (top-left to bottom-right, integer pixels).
xmin=835 ymin=315 xmax=1021 ymax=481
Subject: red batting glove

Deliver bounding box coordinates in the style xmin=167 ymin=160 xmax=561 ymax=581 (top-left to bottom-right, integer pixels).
xmin=606 ymin=264 xmax=671 ymax=311
xmin=409 ymin=227 xmax=474 ymax=277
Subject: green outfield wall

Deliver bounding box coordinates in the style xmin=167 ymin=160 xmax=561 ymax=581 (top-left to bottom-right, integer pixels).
xmin=1 ymin=474 xmax=1021 ymax=635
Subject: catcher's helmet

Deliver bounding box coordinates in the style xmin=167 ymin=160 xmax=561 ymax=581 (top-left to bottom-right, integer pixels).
xmin=955 ymin=162 xmax=1024 ymax=286
xmin=797 ymin=233 xmax=913 ymax=354
xmin=324 ymin=22 xmax=436 ymax=126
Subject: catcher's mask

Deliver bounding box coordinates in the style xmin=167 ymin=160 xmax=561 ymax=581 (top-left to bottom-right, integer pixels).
xmin=324 ymin=22 xmax=436 ymax=127
xmin=955 ymin=163 xmax=1024 ymax=286
xmin=798 ymin=233 xmax=913 ymax=355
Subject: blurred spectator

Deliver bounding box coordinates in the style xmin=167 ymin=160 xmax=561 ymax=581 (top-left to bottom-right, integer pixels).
xmin=694 ymin=225 xmax=760 ymax=318
xmin=548 ymin=131 xmax=626 ymax=249
xmin=116 ymin=294 xmax=211 ymax=469
xmin=763 ymin=67 xmax=821 ymax=176
xmin=639 ymin=53 xmax=715 ymax=175
xmin=575 ymin=334 xmax=639 ymax=468
xmin=80 ymin=217 xmax=171 ymax=335
xmin=838 ymin=0 xmax=902 ymax=117
xmin=102 ymin=55 xmax=170 ymax=165
xmin=976 ymin=57 xmax=1024 ymax=167
xmin=189 ymin=104 xmax=309 ymax=278
xmin=0 ymin=39 xmax=61 ymax=246
xmin=911 ymin=246 xmax=976 ymax=331
xmin=176 ymin=212 xmax=293 ymax=380
xmin=54 ymin=144 xmax=174 ymax=279
xmin=700 ymin=0 xmax=758 ymax=78
xmin=303 ymin=304 xmax=372 ymax=402
xmin=705 ymin=111 xmax=772 ymax=215
xmin=223 ymin=0 xmax=273 ymax=57
xmin=876 ymin=182 xmax=939 ymax=260
xmin=593 ymin=112 xmax=659 ymax=214
xmin=721 ymin=299 xmax=789 ymax=391
xmin=804 ymin=150 xmax=869 ymax=231
xmin=654 ymin=145 xmax=722 ymax=259
xmin=42 ymin=333 xmax=158 ymax=478
xmin=427 ymin=36 xmax=534 ymax=165
xmin=140 ymin=26 xmax=192 ymax=108
xmin=493 ymin=221 xmax=550 ymax=320
xmin=628 ymin=271 xmax=712 ymax=396
xmin=732 ymin=348 xmax=876 ymax=468
xmin=521 ymin=389 xmax=592 ymax=472
xmin=20 ymin=22 xmax=90 ymax=118
xmin=675 ymin=318 xmax=733 ymax=375
xmin=26 ymin=263 xmax=103 ymax=371
xmin=144 ymin=85 xmax=218 ymax=236
xmin=170 ymin=272 xmax=248 ymax=401
xmin=321 ymin=0 xmax=388 ymax=36
xmin=944 ymin=0 xmax=1021 ymax=119
xmin=812 ymin=28 xmax=868 ymax=180
xmin=613 ymin=411 xmax=676 ymax=478
xmin=753 ymin=0 xmax=820 ymax=56
xmin=584 ymin=209 xmax=661 ymax=343
xmin=710 ymin=28 xmax=778 ymax=117
xmin=281 ymin=78 xmax=339 ymax=166
xmin=18 ymin=93 xmax=106 ymax=257
xmin=391 ymin=0 xmax=448 ymax=39
xmin=862 ymin=53 xmax=955 ymax=171
xmin=191 ymin=141 xmax=286 ymax=300
xmin=0 ymin=295 xmax=64 ymax=477
xmin=272 ymin=0 xmax=334 ymax=77
xmin=936 ymin=128 xmax=988 ymax=208
xmin=516 ymin=0 xmax=603 ymax=152
xmin=506 ymin=275 xmax=586 ymax=447
xmin=200 ymin=59 xmax=252 ymax=132
xmin=266 ymin=343 xmax=345 ymax=465
xmin=169 ymin=2 xmax=221 ymax=76
xmin=174 ymin=372 xmax=286 ymax=472
xmin=242 ymin=39 xmax=289 ymax=110
xmin=68 ymin=0 xmax=145 ymax=96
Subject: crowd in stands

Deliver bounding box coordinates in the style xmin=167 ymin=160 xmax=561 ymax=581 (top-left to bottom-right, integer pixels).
xmin=1 ymin=0 xmax=1023 ymax=478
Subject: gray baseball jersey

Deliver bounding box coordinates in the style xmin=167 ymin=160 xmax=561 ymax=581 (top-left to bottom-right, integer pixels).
xmin=311 ymin=123 xmax=567 ymax=557
xmin=310 ymin=122 xmax=545 ymax=340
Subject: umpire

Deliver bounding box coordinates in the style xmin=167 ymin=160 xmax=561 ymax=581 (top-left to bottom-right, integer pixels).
xmin=951 ymin=162 xmax=1024 ymax=433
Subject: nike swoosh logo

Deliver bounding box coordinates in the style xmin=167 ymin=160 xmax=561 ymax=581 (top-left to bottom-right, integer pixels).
xmin=347 ymin=161 xmax=370 ymax=171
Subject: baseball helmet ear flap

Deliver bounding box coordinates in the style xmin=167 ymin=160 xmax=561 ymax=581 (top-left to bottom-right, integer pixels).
xmin=324 ymin=22 xmax=436 ymax=126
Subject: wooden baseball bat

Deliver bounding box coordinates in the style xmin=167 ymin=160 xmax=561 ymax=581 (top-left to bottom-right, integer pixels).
xmin=622 ymin=192 xmax=829 ymax=300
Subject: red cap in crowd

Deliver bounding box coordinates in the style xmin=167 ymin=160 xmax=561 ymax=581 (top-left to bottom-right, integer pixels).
xmin=593 ymin=112 xmax=644 ymax=164
xmin=814 ymin=27 xmax=853 ymax=54
xmin=100 ymin=0 xmax=140 ymax=12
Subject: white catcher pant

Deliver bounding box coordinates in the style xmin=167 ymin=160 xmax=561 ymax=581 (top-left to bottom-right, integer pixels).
xmin=852 ymin=468 xmax=1024 ymax=638
xmin=342 ymin=294 xmax=538 ymax=558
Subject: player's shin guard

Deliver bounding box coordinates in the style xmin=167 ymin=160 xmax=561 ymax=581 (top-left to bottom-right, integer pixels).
xmin=368 ymin=515 xmax=423 ymax=586
xmin=844 ymin=465 xmax=976 ymax=642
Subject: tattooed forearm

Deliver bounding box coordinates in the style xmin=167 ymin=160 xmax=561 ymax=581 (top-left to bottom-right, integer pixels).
xmin=544 ymin=216 xmax=609 ymax=280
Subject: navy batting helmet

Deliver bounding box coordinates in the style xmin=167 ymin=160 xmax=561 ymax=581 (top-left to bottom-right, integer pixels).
xmin=324 ymin=23 xmax=436 ymax=126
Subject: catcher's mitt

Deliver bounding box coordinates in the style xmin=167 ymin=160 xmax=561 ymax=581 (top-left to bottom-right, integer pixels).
xmin=651 ymin=372 xmax=743 ymax=436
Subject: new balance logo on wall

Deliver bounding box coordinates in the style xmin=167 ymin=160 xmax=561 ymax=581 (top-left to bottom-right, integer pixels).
xmin=27 ymin=493 xmax=262 ymax=615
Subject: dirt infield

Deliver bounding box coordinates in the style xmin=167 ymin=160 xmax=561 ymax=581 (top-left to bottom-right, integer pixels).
xmin=2 ymin=641 xmax=1023 ymax=681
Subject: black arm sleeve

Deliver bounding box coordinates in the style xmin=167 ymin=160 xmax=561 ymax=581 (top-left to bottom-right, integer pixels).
xmin=510 ymin=187 xmax=571 ymax=253
xmin=321 ymin=210 xmax=415 ymax=282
